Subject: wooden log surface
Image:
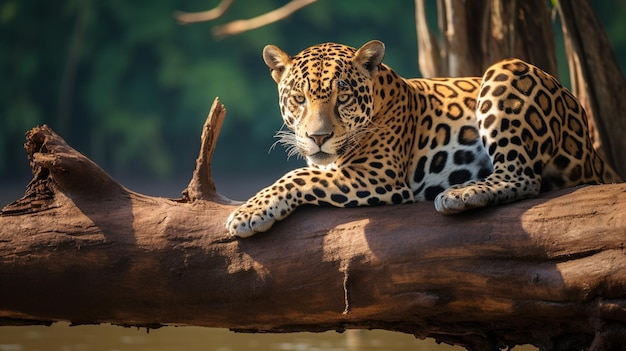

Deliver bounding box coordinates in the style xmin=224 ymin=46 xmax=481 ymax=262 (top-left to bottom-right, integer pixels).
xmin=1 ymin=99 xmax=625 ymax=351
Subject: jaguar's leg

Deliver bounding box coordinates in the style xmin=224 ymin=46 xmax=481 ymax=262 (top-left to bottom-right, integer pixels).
xmin=434 ymin=59 xmax=555 ymax=214
xmin=434 ymin=162 xmax=544 ymax=215
xmin=227 ymin=166 xmax=413 ymax=237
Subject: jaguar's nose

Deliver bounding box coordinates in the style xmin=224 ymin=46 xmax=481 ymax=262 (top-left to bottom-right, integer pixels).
xmin=306 ymin=131 xmax=334 ymax=147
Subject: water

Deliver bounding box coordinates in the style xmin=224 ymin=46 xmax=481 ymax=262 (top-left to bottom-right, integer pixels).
xmin=0 ymin=324 xmax=473 ymax=351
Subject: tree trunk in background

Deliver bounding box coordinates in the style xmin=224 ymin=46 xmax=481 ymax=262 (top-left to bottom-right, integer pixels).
xmin=414 ymin=0 xmax=556 ymax=77
xmin=414 ymin=0 xmax=626 ymax=178
xmin=558 ymin=0 xmax=626 ymax=179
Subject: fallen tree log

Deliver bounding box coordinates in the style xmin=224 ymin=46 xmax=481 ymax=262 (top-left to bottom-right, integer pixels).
xmin=1 ymin=98 xmax=625 ymax=351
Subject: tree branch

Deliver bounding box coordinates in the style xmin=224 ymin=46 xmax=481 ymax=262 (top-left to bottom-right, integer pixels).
xmin=174 ymin=0 xmax=317 ymax=39
xmin=211 ymin=0 xmax=317 ymax=39
xmin=1 ymin=99 xmax=626 ymax=350
xmin=181 ymin=97 xmax=231 ymax=204
xmin=174 ymin=0 xmax=235 ymax=25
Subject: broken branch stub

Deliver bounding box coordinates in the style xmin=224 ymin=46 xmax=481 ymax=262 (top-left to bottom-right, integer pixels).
xmin=181 ymin=97 xmax=233 ymax=204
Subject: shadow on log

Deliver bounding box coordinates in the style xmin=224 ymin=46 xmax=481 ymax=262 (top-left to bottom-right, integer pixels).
xmin=1 ymin=98 xmax=625 ymax=351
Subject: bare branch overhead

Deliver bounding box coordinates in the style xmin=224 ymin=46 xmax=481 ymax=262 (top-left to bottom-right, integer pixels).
xmin=212 ymin=0 xmax=317 ymax=39
xmin=174 ymin=0 xmax=318 ymax=39
xmin=174 ymin=0 xmax=235 ymax=25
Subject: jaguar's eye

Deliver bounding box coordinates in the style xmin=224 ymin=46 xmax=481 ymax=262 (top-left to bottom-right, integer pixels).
xmin=292 ymin=94 xmax=306 ymax=104
xmin=337 ymin=93 xmax=351 ymax=104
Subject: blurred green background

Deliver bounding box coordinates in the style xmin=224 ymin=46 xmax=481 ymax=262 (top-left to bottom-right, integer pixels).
xmin=1 ymin=0 xmax=626 ymax=199
xmin=2 ymin=2 xmax=626 ymax=350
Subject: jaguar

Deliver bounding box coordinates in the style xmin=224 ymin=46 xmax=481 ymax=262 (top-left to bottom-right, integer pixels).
xmin=226 ymin=40 xmax=620 ymax=237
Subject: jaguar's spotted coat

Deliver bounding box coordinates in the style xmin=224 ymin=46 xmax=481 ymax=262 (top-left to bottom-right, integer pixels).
xmin=226 ymin=40 xmax=620 ymax=237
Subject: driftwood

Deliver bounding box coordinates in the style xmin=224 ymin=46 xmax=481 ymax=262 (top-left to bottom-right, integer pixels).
xmin=1 ymin=98 xmax=625 ymax=351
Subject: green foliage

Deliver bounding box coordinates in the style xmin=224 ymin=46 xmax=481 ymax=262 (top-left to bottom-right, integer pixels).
xmin=1 ymin=0 xmax=625 ymax=181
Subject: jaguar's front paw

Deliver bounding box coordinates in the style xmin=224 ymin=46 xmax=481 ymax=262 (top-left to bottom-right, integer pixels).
xmin=226 ymin=204 xmax=277 ymax=238
xmin=434 ymin=186 xmax=492 ymax=215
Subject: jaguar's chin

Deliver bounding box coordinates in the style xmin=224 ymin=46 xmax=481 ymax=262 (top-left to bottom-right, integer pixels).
xmin=307 ymin=151 xmax=338 ymax=166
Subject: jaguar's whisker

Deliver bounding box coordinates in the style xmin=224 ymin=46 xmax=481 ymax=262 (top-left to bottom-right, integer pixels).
xmin=271 ymin=130 xmax=302 ymax=160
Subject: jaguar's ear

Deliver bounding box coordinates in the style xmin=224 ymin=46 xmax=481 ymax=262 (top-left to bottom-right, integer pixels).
xmin=354 ymin=40 xmax=385 ymax=77
xmin=263 ymin=44 xmax=291 ymax=83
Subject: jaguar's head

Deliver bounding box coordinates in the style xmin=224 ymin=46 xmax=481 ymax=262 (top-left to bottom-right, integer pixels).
xmin=263 ymin=40 xmax=385 ymax=166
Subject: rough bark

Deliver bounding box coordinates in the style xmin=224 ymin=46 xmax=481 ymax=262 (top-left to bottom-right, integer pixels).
xmin=558 ymin=0 xmax=626 ymax=180
xmin=1 ymin=99 xmax=626 ymax=351
xmin=414 ymin=0 xmax=556 ymax=78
